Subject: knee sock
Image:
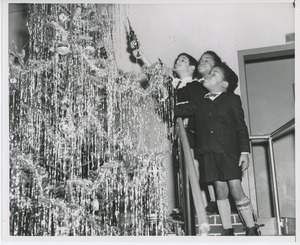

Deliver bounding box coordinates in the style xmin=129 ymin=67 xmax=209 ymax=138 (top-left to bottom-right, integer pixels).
xmin=217 ymin=199 xmax=232 ymax=229
xmin=208 ymin=184 xmax=216 ymax=202
xmin=235 ymin=197 xmax=255 ymax=228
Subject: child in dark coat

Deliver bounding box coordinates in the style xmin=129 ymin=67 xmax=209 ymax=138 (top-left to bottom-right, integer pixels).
xmin=175 ymin=62 xmax=263 ymax=236
xmin=178 ymin=51 xmax=223 ymax=214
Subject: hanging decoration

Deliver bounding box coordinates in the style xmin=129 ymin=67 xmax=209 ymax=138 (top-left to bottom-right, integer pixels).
xmin=127 ymin=17 xmax=143 ymax=60
xmin=9 ymin=4 xmax=178 ymax=236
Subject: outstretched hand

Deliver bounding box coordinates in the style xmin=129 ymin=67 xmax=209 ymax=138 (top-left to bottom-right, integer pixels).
xmin=132 ymin=49 xmax=152 ymax=67
xmin=239 ymin=154 xmax=250 ymax=171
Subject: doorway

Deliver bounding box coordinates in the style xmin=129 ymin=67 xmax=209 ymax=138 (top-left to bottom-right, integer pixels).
xmin=238 ymin=44 xmax=295 ymax=219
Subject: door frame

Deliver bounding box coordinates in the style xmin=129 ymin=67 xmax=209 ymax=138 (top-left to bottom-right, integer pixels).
xmin=237 ymin=43 xmax=295 ymax=216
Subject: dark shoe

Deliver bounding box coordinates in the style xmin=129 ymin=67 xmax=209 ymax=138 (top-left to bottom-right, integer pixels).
xmin=169 ymin=208 xmax=183 ymax=221
xmin=246 ymin=224 xmax=265 ymax=236
xmin=206 ymin=201 xmax=218 ymax=214
xmin=221 ymin=228 xmax=235 ymax=236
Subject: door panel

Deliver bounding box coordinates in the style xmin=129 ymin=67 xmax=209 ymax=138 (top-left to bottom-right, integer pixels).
xmin=238 ymin=45 xmax=295 ymax=218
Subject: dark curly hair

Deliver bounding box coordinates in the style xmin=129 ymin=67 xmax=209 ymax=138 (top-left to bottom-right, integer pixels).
xmin=173 ymin=53 xmax=198 ymax=78
xmin=196 ymin=50 xmax=223 ymax=79
xmin=215 ymin=62 xmax=238 ymax=92
xmin=200 ymin=50 xmax=222 ymax=66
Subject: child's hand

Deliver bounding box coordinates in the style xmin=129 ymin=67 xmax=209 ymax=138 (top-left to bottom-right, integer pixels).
xmin=239 ymin=154 xmax=249 ymax=171
xmin=132 ymin=50 xmax=152 ymax=67
xmin=132 ymin=49 xmax=144 ymax=59
xmin=183 ymin=118 xmax=189 ymax=128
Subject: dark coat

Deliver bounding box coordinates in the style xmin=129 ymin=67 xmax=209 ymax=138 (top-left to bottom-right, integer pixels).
xmin=175 ymin=92 xmax=250 ymax=154
xmin=176 ymin=80 xmax=207 ymax=104
xmin=176 ymin=81 xmax=208 ymax=147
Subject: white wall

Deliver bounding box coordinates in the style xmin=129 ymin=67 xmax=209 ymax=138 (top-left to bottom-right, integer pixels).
xmin=115 ymin=3 xmax=295 ymax=95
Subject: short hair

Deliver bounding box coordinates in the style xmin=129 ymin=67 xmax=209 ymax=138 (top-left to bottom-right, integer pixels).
xmin=216 ymin=62 xmax=238 ymax=92
xmin=196 ymin=50 xmax=222 ymax=79
xmin=199 ymin=50 xmax=222 ymax=66
xmin=174 ymin=53 xmax=198 ymax=78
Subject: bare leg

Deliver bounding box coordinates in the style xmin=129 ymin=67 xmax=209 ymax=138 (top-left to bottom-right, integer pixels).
xmin=214 ymin=181 xmax=232 ymax=229
xmin=228 ymin=179 xmax=246 ymax=201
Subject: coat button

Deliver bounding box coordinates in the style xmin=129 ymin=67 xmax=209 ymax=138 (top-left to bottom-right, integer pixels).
xmin=211 ymin=130 xmax=214 ymax=133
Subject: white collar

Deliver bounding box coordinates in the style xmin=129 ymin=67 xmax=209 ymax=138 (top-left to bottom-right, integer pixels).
xmin=204 ymin=91 xmax=223 ymax=99
xmin=172 ymin=76 xmax=193 ymax=89
xmin=180 ymin=76 xmax=193 ymax=84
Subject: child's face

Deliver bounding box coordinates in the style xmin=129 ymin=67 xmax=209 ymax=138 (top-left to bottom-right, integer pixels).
xmin=203 ymin=67 xmax=226 ymax=92
xmin=198 ymin=54 xmax=215 ymax=76
xmin=174 ymin=55 xmax=194 ymax=76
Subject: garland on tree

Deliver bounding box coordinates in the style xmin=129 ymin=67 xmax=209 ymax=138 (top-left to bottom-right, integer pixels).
xmin=9 ymin=4 xmax=178 ymax=236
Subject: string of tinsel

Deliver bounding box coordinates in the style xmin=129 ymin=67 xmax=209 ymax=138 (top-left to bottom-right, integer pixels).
xmin=9 ymin=3 xmax=178 ymax=236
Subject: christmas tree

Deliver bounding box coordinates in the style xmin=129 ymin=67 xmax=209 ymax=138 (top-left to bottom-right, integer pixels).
xmin=9 ymin=3 xmax=175 ymax=236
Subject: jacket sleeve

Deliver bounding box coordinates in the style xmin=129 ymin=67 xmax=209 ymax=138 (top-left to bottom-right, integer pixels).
xmin=174 ymin=101 xmax=195 ymax=118
xmin=176 ymin=86 xmax=191 ymax=102
xmin=232 ymin=95 xmax=251 ymax=153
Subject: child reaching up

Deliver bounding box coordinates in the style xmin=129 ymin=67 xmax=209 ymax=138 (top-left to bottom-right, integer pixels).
xmin=175 ymin=62 xmax=264 ymax=236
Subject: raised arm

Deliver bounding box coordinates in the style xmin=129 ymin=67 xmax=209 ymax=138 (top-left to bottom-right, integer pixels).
xmin=132 ymin=49 xmax=152 ymax=67
xmin=174 ymin=101 xmax=195 ymax=118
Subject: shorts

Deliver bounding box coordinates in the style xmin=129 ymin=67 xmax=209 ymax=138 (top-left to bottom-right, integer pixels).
xmin=196 ymin=152 xmax=242 ymax=183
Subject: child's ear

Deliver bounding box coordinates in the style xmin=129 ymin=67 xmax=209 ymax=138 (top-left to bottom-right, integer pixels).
xmin=189 ymin=65 xmax=196 ymax=73
xmin=221 ymin=81 xmax=229 ymax=89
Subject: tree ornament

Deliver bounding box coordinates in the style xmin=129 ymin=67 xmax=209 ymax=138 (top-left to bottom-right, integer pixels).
xmin=91 ymin=198 xmax=99 ymax=211
xmin=58 ymin=12 xmax=69 ymax=23
xmin=58 ymin=109 xmax=75 ymax=137
xmin=127 ymin=18 xmax=141 ymax=59
xmin=99 ymin=47 xmax=108 ymax=59
xmin=84 ymin=45 xmax=96 ymax=55
xmin=56 ymin=42 xmax=70 ymax=55
xmin=10 ymin=78 xmax=17 ymax=84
